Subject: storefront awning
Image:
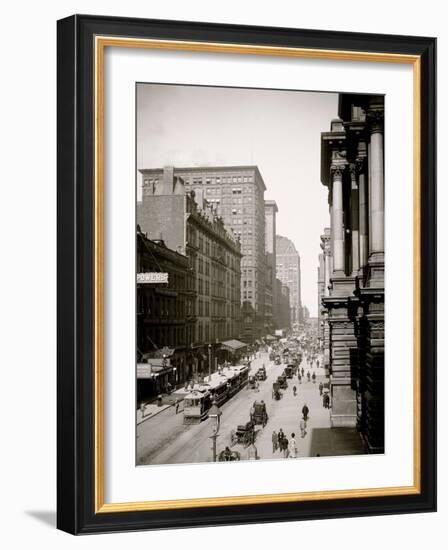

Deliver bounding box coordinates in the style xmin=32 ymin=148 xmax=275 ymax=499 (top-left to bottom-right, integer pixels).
xmin=137 ymin=359 xmax=172 ymax=379
xmin=221 ymin=339 xmax=247 ymax=352
xmin=142 ymin=347 xmax=175 ymax=360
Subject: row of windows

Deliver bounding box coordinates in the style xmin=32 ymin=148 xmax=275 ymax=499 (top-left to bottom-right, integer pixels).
xmin=144 ymin=325 xmax=195 ymax=349
xmin=183 ymin=175 xmax=254 ymax=185
xmin=197 ymin=321 xmax=241 ymax=344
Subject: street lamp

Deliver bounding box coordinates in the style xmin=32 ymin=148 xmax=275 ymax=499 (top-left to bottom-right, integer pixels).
xmin=208 ymin=344 xmax=212 ymax=381
xmin=208 ymin=399 xmax=222 ymax=462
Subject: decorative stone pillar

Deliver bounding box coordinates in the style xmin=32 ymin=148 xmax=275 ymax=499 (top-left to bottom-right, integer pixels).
xmin=349 ymin=164 xmax=360 ymax=275
xmin=331 ymin=166 xmax=345 ymax=276
xmin=357 ymin=143 xmax=368 ymax=273
xmin=367 ymin=100 xmax=385 ymax=286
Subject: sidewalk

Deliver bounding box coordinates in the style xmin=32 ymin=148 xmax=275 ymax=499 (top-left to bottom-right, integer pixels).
xmin=137 ymin=393 xmax=185 ymax=425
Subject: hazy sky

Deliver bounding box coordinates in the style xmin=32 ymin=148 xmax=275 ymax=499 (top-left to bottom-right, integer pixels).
xmin=137 ymin=84 xmax=338 ymax=317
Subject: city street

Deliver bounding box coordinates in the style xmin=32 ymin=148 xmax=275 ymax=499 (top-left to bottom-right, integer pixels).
xmin=137 ymin=351 xmax=363 ymax=465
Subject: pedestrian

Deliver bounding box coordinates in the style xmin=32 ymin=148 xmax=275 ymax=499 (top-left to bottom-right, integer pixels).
xmin=312 ymin=372 xmax=316 ymax=383
xmin=319 ymin=381 xmax=323 ymax=396
xmin=293 ymin=385 xmax=297 ymax=396
xmin=175 ymin=398 xmax=180 ymax=414
xmin=301 ymin=367 xmax=304 ymax=377
xmin=223 ymin=446 xmax=232 ymax=461
xmin=278 ymin=428 xmax=285 ymax=451
xmin=298 ymin=373 xmax=302 ymax=384
xmin=247 ymin=442 xmax=259 ymax=460
xmin=302 ymin=403 xmax=309 ymax=421
xmin=306 ymin=370 xmax=311 ymax=382
xmin=317 ymin=360 xmax=320 ymax=369
xmin=289 ymin=433 xmax=298 ymax=458
xmin=282 ymin=436 xmax=289 ymax=458
xmin=323 ymin=393 xmax=330 ymax=409
xmin=272 ymin=430 xmax=278 ymax=453
xmin=299 ymin=417 xmax=307 ymax=438
xmin=140 ymin=401 xmax=146 ymax=419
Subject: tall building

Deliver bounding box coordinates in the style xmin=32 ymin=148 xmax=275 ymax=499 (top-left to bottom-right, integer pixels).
xmin=320 ymin=93 xmax=384 ymax=453
xmin=137 ymin=168 xmax=242 ymax=377
xmin=140 ymin=166 xmax=267 ymax=342
xmin=264 ymin=200 xmax=278 ymax=334
xmin=276 ymin=235 xmax=303 ymax=325
xmin=275 ymin=278 xmax=291 ymax=330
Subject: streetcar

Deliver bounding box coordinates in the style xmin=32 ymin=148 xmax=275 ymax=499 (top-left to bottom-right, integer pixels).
xmin=182 ymin=364 xmax=249 ymax=424
xmin=284 ymin=365 xmax=294 ymax=379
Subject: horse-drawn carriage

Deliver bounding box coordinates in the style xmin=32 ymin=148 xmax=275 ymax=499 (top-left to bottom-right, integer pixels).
xmin=277 ymin=374 xmax=288 ymax=390
xmin=248 ymin=374 xmax=257 ymax=390
xmin=256 ymin=366 xmax=267 ymax=381
xmin=250 ymin=400 xmax=268 ymax=427
xmin=284 ymin=365 xmax=294 ymax=379
xmin=218 ymin=447 xmax=241 ymax=461
xmin=272 ymin=382 xmax=282 ymax=400
xmin=230 ymin=421 xmax=255 ymax=447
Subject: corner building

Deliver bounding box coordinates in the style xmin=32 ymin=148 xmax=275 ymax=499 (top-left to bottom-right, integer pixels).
xmin=320 ymin=94 xmax=384 ymax=453
xmin=140 ymin=166 xmax=267 ymax=342
xmin=137 ymin=168 xmax=242 ymax=376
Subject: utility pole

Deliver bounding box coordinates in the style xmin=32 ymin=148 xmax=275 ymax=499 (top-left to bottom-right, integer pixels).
xmin=208 ymin=344 xmax=212 ymax=381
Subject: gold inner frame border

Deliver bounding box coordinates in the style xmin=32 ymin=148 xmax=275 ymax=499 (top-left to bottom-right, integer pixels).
xmin=94 ymin=35 xmax=421 ymax=513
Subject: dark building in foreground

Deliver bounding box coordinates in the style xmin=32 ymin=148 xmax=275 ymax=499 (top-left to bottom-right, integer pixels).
xmin=320 ymin=94 xmax=384 ymax=453
xmin=137 ymin=230 xmax=193 ymax=401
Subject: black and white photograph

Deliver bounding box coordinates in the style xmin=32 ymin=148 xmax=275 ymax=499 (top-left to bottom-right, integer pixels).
xmin=135 ymin=84 xmax=385 ymax=466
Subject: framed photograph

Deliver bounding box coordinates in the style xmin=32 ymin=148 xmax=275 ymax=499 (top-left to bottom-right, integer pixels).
xmin=57 ymin=14 xmax=436 ymax=534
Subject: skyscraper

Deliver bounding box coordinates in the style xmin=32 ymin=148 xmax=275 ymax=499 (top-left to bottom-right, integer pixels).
xmin=276 ymin=235 xmax=303 ymax=325
xmin=264 ymin=200 xmax=278 ymax=333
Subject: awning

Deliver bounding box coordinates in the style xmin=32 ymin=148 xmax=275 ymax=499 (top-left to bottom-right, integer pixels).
xmin=220 ymin=339 xmax=247 ymax=352
xmin=137 ymin=359 xmax=172 ymax=379
xmin=142 ymin=347 xmax=175 ymax=360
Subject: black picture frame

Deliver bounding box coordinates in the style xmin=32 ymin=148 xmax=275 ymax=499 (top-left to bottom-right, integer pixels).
xmin=57 ymin=14 xmax=436 ymax=535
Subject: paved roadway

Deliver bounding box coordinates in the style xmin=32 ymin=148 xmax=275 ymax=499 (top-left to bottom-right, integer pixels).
xmin=137 ymin=351 xmax=331 ymax=465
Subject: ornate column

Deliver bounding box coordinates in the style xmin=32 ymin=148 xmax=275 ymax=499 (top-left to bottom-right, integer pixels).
xmin=331 ymin=165 xmax=345 ymax=276
xmin=349 ymin=164 xmax=360 ymax=275
xmin=357 ymin=142 xmax=368 ymax=273
xmin=367 ymin=99 xmax=385 ymax=282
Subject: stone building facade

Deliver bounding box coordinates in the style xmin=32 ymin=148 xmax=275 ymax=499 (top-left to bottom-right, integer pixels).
xmin=137 ymin=168 xmax=242 ymax=378
xmin=139 ymin=165 xmax=267 ymax=342
xmin=320 ymin=93 xmax=385 ymax=453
